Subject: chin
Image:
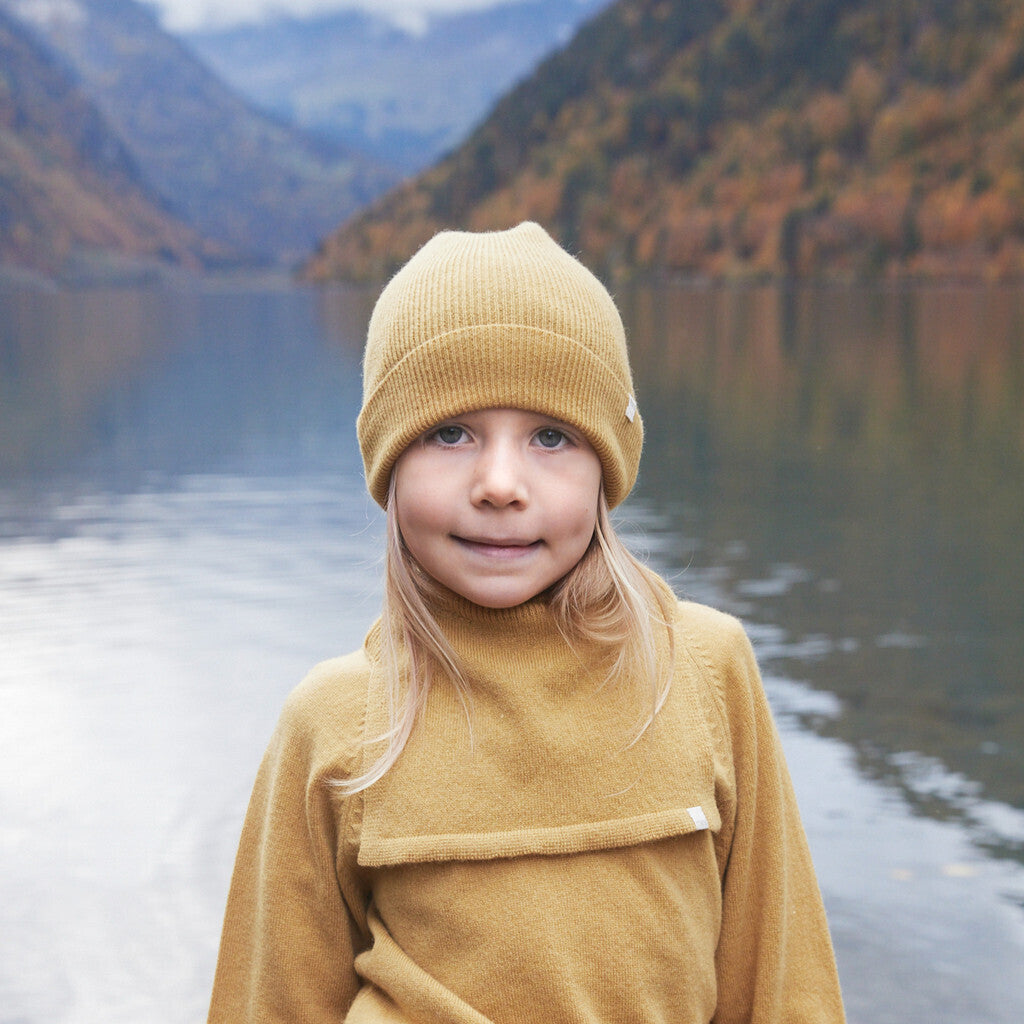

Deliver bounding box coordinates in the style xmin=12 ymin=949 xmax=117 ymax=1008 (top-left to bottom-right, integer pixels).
xmin=466 ymin=593 xmax=534 ymax=610
xmin=456 ymin=584 xmax=546 ymax=609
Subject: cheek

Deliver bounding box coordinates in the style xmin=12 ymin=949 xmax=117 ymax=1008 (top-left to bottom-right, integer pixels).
xmin=393 ymin=458 xmax=446 ymax=542
xmin=556 ymin=485 xmax=601 ymax=548
xmin=572 ymin=508 xmax=600 ymax=551
xmin=568 ymin=463 xmax=602 ymax=525
xmin=397 ymin=490 xmax=442 ymax=537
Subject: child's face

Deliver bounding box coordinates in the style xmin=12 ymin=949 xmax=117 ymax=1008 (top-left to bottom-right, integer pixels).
xmin=393 ymin=408 xmax=603 ymax=609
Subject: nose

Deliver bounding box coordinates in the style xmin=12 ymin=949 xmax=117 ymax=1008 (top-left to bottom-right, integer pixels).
xmin=470 ymin=439 xmax=528 ymax=508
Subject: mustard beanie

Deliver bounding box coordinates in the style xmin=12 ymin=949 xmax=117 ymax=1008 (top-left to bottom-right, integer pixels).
xmin=357 ymin=222 xmax=642 ymax=508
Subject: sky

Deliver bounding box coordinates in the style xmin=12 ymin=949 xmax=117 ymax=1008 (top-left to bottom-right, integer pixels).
xmin=148 ymin=0 xmax=525 ymax=33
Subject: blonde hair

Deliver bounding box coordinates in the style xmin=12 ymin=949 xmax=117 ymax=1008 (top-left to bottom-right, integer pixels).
xmin=335 ymin=481 xmax=676 ymax=795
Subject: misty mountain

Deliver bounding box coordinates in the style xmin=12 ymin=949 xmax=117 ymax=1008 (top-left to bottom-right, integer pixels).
xmin=307 ymin=0 xmax=1024 ymax=283
xmin=1 ymin=0 xmax=397 ymax=264
xmin=183 ymin=0 xmax=609 ymax=175
xmin=0 ymin=7 xmax=212 ymax=278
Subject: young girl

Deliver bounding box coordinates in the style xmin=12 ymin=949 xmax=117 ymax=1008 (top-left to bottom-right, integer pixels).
xmin=208 ymin=222 xmax=846 ymax=1023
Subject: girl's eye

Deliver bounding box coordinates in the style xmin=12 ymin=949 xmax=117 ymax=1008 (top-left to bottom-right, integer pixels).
xmin=433 ymin=425 xmax=466 ymax=445
xmin=535 ymin=428 xmax=568 ymax=449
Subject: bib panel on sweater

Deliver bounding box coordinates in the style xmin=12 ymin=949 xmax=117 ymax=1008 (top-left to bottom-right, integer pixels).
xmin=357 ymin=596 xmax=720 ymax=868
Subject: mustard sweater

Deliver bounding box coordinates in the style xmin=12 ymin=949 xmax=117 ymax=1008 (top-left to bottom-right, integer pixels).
xmin=208 ymin=594 xmax=846 ymax=1023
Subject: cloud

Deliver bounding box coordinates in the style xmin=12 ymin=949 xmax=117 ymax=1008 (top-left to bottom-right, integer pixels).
xmin=147 ymin=0 xmax=519 ymax=33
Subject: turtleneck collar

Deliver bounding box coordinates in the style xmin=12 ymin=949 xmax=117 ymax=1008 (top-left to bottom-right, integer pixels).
xmin=356 ymin=592 xmax=720 ymax=868
xmin=427 ymin=586 xmax=607 ymax=696
xmin=414 ymin=580 xmax=559 ymax=632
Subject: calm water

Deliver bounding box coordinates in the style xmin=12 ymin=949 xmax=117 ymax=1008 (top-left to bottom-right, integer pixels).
xmin=1 ymin=278 xmax=1023 ymax=1023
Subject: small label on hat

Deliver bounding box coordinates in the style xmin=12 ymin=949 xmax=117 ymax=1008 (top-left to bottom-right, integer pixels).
xmin=625 ymin=395 xmax=637 ymax=422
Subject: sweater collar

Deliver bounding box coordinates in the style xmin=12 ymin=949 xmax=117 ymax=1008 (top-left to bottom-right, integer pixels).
xmin=356 ymin=592 xmax=720 ymax=868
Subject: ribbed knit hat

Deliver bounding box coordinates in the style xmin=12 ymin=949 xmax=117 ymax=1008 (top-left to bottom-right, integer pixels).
xmin=357 ymin=222 xmax=642 ymax=508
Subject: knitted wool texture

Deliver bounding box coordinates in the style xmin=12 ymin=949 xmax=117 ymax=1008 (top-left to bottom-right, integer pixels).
xmin=207 ymin=598 xmax=848 ymax=1023
xmin=357 ymin=222 xmax=643 ymax=508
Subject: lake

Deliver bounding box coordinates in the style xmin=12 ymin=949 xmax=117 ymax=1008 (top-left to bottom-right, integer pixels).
xmin=1 ymin=277 xmax=1023 ymax=1023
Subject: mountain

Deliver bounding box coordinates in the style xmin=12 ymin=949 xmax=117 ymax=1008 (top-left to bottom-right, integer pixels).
xmin=1 ymin=0 xmax=397 ymax=265
xmin=183 ymin=0 xmax=609 ymax=175
xmin=0 ymin=7 xmax=211 ymax=277
xmin=304 ymin=0 xmax=1024 ymax=283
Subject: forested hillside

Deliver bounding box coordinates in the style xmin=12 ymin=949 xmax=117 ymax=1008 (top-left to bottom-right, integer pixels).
xmin=2 ymin=0 xmax=394 ymax=265
xmin=0 ymin=9 xmax=209 ymax=276
xmin=305 ymin=0 xmax=1024 ymax=282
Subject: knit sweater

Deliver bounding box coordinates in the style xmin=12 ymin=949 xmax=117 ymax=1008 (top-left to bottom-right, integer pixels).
xmin=207 ymin=594 xmax=846 ymax=1024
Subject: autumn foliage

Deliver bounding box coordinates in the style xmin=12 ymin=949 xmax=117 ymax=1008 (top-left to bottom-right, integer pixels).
xmin=0 ymin=9 xmax=210 ymax=275
xmin=305 ymin=0 xmax=1024 ymax=282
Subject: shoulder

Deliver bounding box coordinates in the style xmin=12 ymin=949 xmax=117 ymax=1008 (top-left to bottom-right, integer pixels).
xmin=672 ymin=597 xmax=744 ymax=635
xmin=644 ymin=572 xmax=751 ymax=664
xmin=672 ymin=599 xmax=754 ymax=665
xmin=271 ymin=647 xmax=374 ymax=779
xmin=288 ymin=648 xmax=374 ymax=717
xmin=670 ymin=599 xmax=765 ymax=725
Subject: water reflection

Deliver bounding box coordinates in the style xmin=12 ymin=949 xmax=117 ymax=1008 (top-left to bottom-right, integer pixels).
xmin=0 ymin=287 xmax=179 ymax=472
xmin=0 ymin=281 xmax=374 ymax=486
xmin=1 ymin=279 xmax=1023 ymax=1023
xmin=619 ymin=283 xmax=1024 ymax=857
xmin=0 ymin=279 xmax=385 ymax=1024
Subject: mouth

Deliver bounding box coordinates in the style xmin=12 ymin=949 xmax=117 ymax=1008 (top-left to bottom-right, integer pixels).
xmin=454 ymin=536 xmax=542 ymax=558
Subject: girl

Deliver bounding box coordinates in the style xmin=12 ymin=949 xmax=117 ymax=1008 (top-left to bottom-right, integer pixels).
xmin=208 ymin=223 xmax=846 ymax=1023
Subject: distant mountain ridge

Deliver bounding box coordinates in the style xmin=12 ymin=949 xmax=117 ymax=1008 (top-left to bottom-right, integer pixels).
xmin=183 ymin=0 xmax=609 ymax=175
xmin=1 ymin=0 xmax=397 ymax=265
xmin=0 ymin=7 xmax=210 ymax=277
xmin=306 ymin=0 xmax=1024 ymax=282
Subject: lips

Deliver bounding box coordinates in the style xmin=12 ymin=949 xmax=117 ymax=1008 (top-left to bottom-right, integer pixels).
xmin=454 ymin=536 xmax=542 ymax=558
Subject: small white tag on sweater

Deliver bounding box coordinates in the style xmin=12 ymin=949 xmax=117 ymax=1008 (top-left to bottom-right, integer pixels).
xmin=687 ymin=805 xmax=710 ymax=831
xmin=625 ymin=395 xmax=637 ymax=422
